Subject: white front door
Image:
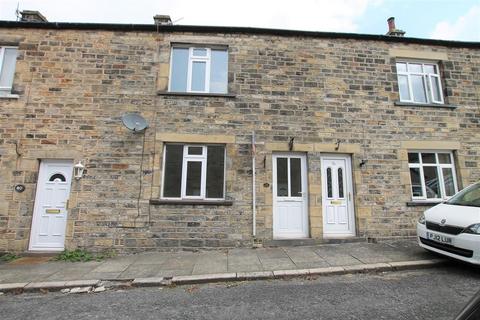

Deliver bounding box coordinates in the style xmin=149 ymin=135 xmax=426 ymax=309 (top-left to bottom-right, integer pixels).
xmin=29 ymin=159 xmax=73 ymax=251
xmin=321 ymin=155 xmax=356 ymax=237
xmin=272 ymin=153 xmax=309 ymax=239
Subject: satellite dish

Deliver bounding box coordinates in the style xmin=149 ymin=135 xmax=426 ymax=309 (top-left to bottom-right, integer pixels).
xmin=121 ymin=113 xmax=148 ymax=133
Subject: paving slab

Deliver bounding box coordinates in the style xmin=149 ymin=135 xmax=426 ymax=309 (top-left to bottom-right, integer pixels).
xmin=89 ymin=261 xmax=132 ymax=273
xmin=119 ymin=264 xmax=162 ymax=279
xmin=259 ymin=258 xmax=297 ymax=271
xmin=227 ymin=263 xmax=264 ymax=273
xmin=130 ymin=253 xmax=169 ymax=265
xmin=255 ymin=248 xmax=289 ymax=260
xmin=313 ymin=246 xmax=363 ymax=266
xmin=345 ymin=244 xmax=394 ymax=264
xmin=156 ymin=268 xmax=193 ymax=277
xmin=192 ymin=252 xmax=228 ymax=275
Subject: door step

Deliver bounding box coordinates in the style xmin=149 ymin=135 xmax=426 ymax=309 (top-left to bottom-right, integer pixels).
xmin=263 ymin=237 xmax=366 ymax=247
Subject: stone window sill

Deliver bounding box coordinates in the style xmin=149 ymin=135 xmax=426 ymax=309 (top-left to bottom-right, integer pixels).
xmin=406 ymin=201 xmax=443 ymax=207
xmin=150 ymin=199 xmax=234 ymax=206
xmin=0 ymin=93 xmax=19 ymax=99
xmin=157 ymin=91 xmax=236 ymax=98
xmin=394 ymin=101 xmax=457 ymax=109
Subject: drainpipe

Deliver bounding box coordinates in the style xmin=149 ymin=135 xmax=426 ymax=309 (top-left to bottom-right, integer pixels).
xmin=252 ymin=131 xmax=256 ymax=237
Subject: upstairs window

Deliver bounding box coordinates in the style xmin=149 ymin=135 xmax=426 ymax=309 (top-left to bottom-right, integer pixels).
xmin=396 ymin=61 xmax=443 ymax=104
xmin=0 ymin=47 xmax=18 ymax=96
xmin=408 ymin=151 xmax=458 ymax=201
xmin=162 ymin=144 xmax=225 ymax=200
xmin=169 ymin=46 xmax=228 ymax=94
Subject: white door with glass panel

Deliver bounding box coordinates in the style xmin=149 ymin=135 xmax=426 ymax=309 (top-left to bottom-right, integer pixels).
xmin=29 ymin=160 xmax=73 ymax=251
xmin=273 ymin=154 xmax=309 ymax=239
xmin=321 ymin=155 xmax=355 ymax=237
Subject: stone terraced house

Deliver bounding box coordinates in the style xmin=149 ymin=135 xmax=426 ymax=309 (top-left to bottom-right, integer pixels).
xmin=0 ymin=12 xmax=479 ymax=253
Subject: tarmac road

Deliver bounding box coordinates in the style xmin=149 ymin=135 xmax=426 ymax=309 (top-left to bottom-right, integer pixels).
xmin=0 ymin=264 xmax=479 ymax=320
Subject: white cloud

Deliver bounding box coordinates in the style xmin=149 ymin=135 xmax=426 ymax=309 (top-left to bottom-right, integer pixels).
xmin=430 ymin=5 xmax=480 ymax=41
xmin=0 ymin=0 xmax=382 ymax=33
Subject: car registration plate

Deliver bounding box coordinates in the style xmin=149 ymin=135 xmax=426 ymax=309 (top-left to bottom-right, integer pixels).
xmin=426 ymin=232 xmax=452 ymax=245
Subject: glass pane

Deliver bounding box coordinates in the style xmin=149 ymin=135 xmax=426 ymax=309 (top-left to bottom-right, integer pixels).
xmin=408 ymin=63 xmax=422 ymax=73
xmin=49 ymin=173 xmax=66 ymax=182
xmin=276 ymin=158 xmax=288 ymax=197
xmin=438 ymin=153 xmax=451 ymax=164
xmin=186 ymin=161 xmax=202 ymax=196
xmin=409 ymin=168 xmax=423 ymax=197
xmin=170 ymin=48 xmax=189 ymax=92
xmin=191 ymin=61 xmax=206 ymax=91
xmin=210 ymin=49 xmax=228 ymax=93
xmin=338 ymin=167 xmax=344 ymax=198
xmin=188 ymin=146 xmax=203 ymax=155
xmin=206 ymin=146 xmax=225 ymax=198
xmin=424 ymin=64 xmax=435 ymax=74
xmin=163 ymin=145 xmax=183 ymax=197
xmin=0 ymin=48 xmax=17 ymax=88
xmin=411 ymin=75 xmax=427 ymax=103
xmin=423 ymin=167 xmax=440 ymax=198
xmin=192 ymin=48 xmax=207 ymax=56
xmin=290 ymin=158 xmax=302 ymax=197
xmin=430 ymin=76 xmax=442 ymax=102
xmin=396 ymin=62 xmax=407 ymax=73
xmin=398 ymin=75 xmax=410 ymax=101
xmin=408 ymin=153 xmax=419 ymax=164
xmin=421 ymin=153 xmax=436 ymax=164
xmin=442 ymin=168 xmax=455 ymax=197
xmin=327 ymin=167 xmax=333 ymax=198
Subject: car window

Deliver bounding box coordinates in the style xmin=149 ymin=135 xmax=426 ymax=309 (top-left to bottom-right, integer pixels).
xmin=447 ymin=183 xmax=480 ymax=207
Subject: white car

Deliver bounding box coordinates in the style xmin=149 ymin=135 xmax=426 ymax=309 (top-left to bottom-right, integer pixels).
xmin=417 ymin=182 xmax=480 ymax=265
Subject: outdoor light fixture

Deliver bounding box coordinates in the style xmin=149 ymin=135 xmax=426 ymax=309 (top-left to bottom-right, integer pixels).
xmin=73 ymin=161 xmax=85 ymax=180
xmin=359 ymin=159 xmax=368 ymax=167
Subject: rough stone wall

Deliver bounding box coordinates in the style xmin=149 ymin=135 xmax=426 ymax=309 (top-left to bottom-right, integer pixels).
xmin=0 ymin=27 xmax=478 ymax=252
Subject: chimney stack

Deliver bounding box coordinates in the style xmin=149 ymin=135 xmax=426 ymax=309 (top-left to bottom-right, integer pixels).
xmin=153 ymin=15 xmax=172 ymax=26
xmin=386 ymin=17 xmax=405 ymax=37
xmin=20 ymin=10 xmax=48 ymax=22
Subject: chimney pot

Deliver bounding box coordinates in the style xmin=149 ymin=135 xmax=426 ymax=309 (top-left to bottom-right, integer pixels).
xmin=153 ymin=15 xmax=172 ymax=26
xmin=20 ymin=10 xmax=48 ymax=22
xmin=386 ymin=16 xmax=405 ymax=37
xmin=387 ymin=17 xmax=395 ymax=32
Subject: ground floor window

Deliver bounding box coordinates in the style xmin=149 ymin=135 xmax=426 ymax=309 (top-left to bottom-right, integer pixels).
xmin=408 ymin=151 xmax=458 ymax=201
xmin=162 ymin=144 xmax=225 ymax=199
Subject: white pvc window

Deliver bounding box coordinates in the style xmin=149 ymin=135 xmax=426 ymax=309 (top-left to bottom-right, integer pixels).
xmin=408 ymin=151 xmax=458 ymax=201
xmin=396 ymin=61 xmax=443 ymax=104
xmin=0 ymin=47 xmax=18 ymax=95
xmin=169 ymin=46 xmax=228 ymax=94
xmin=162 ymin=144 xmax=226 ymax=200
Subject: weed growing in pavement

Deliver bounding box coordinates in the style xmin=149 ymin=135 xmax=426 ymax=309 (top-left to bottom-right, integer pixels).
xmin=0 ymin=252 xmax=19 ymax=262
xmin=54 ymin=249 xmax=116 ymax=262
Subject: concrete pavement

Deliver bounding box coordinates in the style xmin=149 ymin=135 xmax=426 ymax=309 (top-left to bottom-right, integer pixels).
xmin=0 ymin=239 xmax=445 ymax=292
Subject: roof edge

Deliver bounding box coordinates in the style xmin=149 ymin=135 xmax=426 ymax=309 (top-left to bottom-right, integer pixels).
xmin=0 ymin=20 xmax=478 ymax=48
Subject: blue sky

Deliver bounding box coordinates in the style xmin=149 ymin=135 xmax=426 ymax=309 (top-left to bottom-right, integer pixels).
xmin=0 ymin=0 xmax=478 ymax=41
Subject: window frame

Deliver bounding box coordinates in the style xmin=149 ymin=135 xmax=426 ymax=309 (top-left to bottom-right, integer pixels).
xmin=396 ymin=60 xmax=444 ymax=105
xmin=0 ymin=46 xmax=18 ymax=94
xmin=168 ymin=45 xmax=228 ymax=94
xmin=408 ymin=150 xmax=458 ymax=202
xmin=161 ymin=143 xmax=226 ymax=201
